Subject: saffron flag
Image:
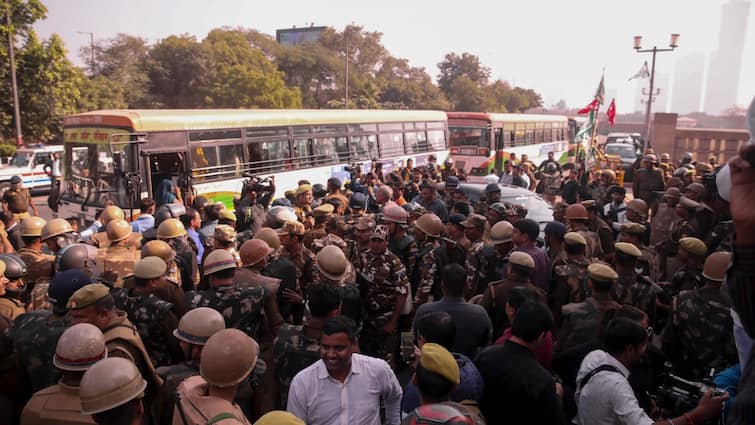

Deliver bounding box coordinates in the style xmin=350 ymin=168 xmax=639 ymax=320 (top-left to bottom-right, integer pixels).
xmin=577 ymin=99 xmax=599 ymax=115
xmin=628 ymin=61 xmax=650 ymax=81
xmin=607 ymin=98 xmax=616 ymax=126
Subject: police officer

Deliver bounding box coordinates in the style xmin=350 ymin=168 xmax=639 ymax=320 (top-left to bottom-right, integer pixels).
xmin=273 ymin=283 xmax=341 ymax=407
xmin=187 ymin=249 xmax=268 ymax=341
xmin=79 ymin=357 xmax=148 ymax=425
xmin=153 ymin=307 xmax=226 ymax=424
xmin=632 ymin=154 xmax=665 ymax=217
xmin=611 ymin=242 xmax=662 ymax=323
xmin=650 ymin=187 xmax=681 ymax=247
xmin=90 ymin=205 xmax=128 ymax=249
xmin=17 ymin=216 xmax=54 ymax=310
xmin=662 ymin=251 xmax=737 ymax=380
xmin=111 ymin=256 xmax=182 ymax=368
xmin=410 ymin=213 xmax=444 ymax=307
xmin=158 ymin=218 xmax=198 ymax=291
xmin=96 ymin=219 xmax=140 ymax=288
xmin=662 ymin=237 xmax=707 ymax=300
xmin=462 ymin=214 xmax=489 ymax=297
xmin=358 ymin=224 xmax=409 ymax=368
xmin=564 ymin=204 xmax=603 ymax=259
xmin=140 ymin=239 xmax=187 ymax=317
xmin=41 ymin=218 xmax=76 ymax=255
xmin=625 ymin=198 xmax=651 ymax=246
xmin=0 ymin=256 xmax=25 ymax=320
xmin=235 ymin=238 xmax=284 ymax=331
xmin=384 ymin=205 xmax=418 ymax=284
xmin=293 ymin=184 xmax=314 ymax=228
xmin=20 ymin=323 xmax=107 ymax=425
xmin=557 ymin=263 xmax=622 ymax=353
xmin=550 ymin=232 xmax=591 ymax=325
xmin=278 ymin=221 xmax=315 ymax=299
xmin=209 ymin=224 xmax=241 ymax=267
xmin=253 ymin=227 xmax=299 ymax=324
xmin=173 ymin=329 xmax=256 ymax=425
xmin=55 ymin=243 xmax=99 ymax=276
xmin=583 ymin=200 xmax=615 ymax=262
xmin=67 ymin=283 xmax=163 ymax=401
xmin=303 ymin=203 xmax=333 ymax=249
xmin=481 ymin=251 xmax=546 ymax=338
xmin=9 ymin=270 xmax=94 ymax=392
xmin=2 ymin=175 xmax=38 ymax=219
xmin=349 ymin=216 xmax=375 ymax=266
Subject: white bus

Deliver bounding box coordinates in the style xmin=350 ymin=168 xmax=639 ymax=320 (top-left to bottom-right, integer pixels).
xmin=59 ymin=109 xmax=449 ymax=223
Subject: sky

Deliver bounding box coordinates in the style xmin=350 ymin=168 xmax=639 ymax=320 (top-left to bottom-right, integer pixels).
xmin=34 ymin=0 xmax=755 ymax=114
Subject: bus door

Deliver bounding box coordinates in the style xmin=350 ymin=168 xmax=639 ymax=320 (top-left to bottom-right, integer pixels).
xmin=146 ymin=151 xmax=188 ymax=206
xmin=108 ymin=134 xmax=147 ymax=216
xmin=494 ymin=127 xmax=504 ymax=174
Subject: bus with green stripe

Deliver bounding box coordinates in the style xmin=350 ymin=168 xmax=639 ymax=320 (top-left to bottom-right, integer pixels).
xmin=447 ymin=112 xmax=581 ymax=182
xmin=60 ymin=109 xmax=449 ymax=223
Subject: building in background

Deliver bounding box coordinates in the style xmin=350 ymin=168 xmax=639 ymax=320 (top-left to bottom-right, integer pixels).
xmin=704 ymin=0 xmax=751 ymax=115
xmin=276 ymin=25 xmax=327 ymax=47
xmin=671 ymin=53 xmax=706 ymax=114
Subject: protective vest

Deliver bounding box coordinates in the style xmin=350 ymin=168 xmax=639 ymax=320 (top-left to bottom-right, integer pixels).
xmin=20 ymin=383 xmax=95 ymax=425
xmin=102 ymin=312 xmax=163 ymax=388
xmin=173 ymin=376 xmax=251 ymax=425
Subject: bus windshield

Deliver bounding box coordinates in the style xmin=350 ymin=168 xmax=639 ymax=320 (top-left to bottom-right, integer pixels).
xmin=449 ymin=127 xmax=488 ymax=150
xmin=63 ymin=143 xmax=129 ymax=207
xmin=9 ymin=152 xmax=31 ymax=167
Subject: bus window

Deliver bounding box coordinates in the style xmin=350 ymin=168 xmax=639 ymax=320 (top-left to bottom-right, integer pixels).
xmin=293 ymin=138 xmax=313 ymax=167
xmin=333 ymin=137 xmax=349 ymax=162
xmin=313 ymin=137 xmax=339 ymax=166
xmin=247 ymin=139 xmax=290 ymax=173
xmin=378 ymin=133 xmax=405 ymax=158
xmin=218 ymin=145 xmax=244 ymax=178
xmin=449 ymin=128 xmax=487 ymax=148
xmin=189 ymin=129 xmax=242 ymax=142
xmin=405 ymin=131 xmax=428 ymax=154
xmin=190 ymin=144 xmax=243 ymax=180
xmin=427 ymin=130 xmax=445 ymax=151
xmin=350 ymin=135 xmax=378 ymax=160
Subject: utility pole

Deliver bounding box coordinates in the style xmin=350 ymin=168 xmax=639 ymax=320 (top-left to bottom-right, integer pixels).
xmin=77 ymin=31 xmax=95 ymax=74
xmin=345 ymin=26 xmax=349 ymax=109
xmin=6 ymin=2 xmax=22 ymax=147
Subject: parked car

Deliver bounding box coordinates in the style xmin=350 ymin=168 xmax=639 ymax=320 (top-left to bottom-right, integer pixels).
xmin=604 ymin=143 xmax=639 ymax=181
xmin=0 ymin=144 xmax=63 ymax=194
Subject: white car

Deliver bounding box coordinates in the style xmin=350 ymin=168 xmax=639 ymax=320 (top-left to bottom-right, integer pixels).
xmin=0 ymin=144 xmax=63 ymax=193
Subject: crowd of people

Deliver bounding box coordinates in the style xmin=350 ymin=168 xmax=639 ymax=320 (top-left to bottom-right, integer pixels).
xmin=0 ymin=112 xmax=754 ymax=424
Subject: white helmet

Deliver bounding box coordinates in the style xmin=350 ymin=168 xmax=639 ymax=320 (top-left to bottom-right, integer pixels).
xmin=717 ymin=96 xmax=755 ymax=201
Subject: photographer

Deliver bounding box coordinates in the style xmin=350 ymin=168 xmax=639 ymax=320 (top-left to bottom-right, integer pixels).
xmin=575 ymin=318 xmax=727 ymax=425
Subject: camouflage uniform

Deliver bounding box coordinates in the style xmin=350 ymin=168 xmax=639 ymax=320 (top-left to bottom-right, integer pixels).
xmin=185 ymin=285 xmax=267 ymax=340
xmin=272 ymin=324 xmax=321 ymax=407
xmin=557 ymin=297 xmax=621 ymax=353
xmin=568 ymin=225 xmax=604 ymax=260
xmin=17 ymin=248 xmax=54 ymax=310
xmin=592 ymin=217 xmax=615 ymax=256
xmin=358 ymin=249 xmax=409 ymax=367
xmin=95 ymin=244 xmax=140 ymax=288
xmin=662 ymin=287 xmax=737 ymax=380
xmin=637 ymin=247 xmax=657 ymax=281
xmin=612 ymin=271 xmax=662 ymax=322
xmin=412 ymin=240 xmax=439 ymax=306
xmin=465 ymin=240 xmax=486 ymax=296
xmin=480 ymin=278 xmax=547 ymax=338
xmin=706 ymin=220 xmax=734 ymax=253
xmin=550 ymin=257 xmax=591 ymax=325
xmin=389 ymin=233 xmax=419 ymax=282
xmin=111 ymin=288 xmax=182 ymax=367
xmin=668 ymin=264 xmax=704 ymax=299
xmin=303 ymin=224 xmax=327 ymax=250
xmin=650 ymin=203 xmax=677 ymax=246
xmin=8 ymin=311 xmax=68 ymax=392
xmin=280 ymin=246 xmax=315 ymax=297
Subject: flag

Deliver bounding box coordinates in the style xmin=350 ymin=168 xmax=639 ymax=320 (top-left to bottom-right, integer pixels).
xmin=628 ymin=61 xmax=650 ymax=81
xmin=575 ymin=109 xmax=595 ymax=141
xmin=594 ymin=73 xmax=605 ymax=104
xmin=577 ymin=99 xmax=599 ymax=115
xmin=606 ymin=98 xmax=616 ymax=126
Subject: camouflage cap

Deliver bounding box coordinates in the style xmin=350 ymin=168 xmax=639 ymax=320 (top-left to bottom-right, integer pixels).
xmin=214 ymin=224 xmax=237 ymax=242
xmin=134 ymin=256 xmax=167 ymax=280
xmin=509 ymin=251 xmax=535 ymax=269
xmin=313 ymin=203 xmax=335 ymax=217
xmin=354 ymin=216 xmax=376 ymax=231
xmin=296 ymin=184 xmax=313 ymax=195
xmin=419 ymin=343 xmax=460 ymax=385
xmin=371 ymin=224 xmax=389 ymax=240
xmin=254 ymin=411 xmax=305 ymax=425
xmin=587 ymin=263 xmax=618 ymax=282
xmin=564 ymin=232 xmax=587 ymax=246
xmin=67 ymin=283 xmax=110 ymax=310
xmin=276 ymin=220 xmax=305 ymax=236
xmin=679 ymin=237 xmax=707 ymax=257
xmin=219 ymin=209 xmax=237 ymax=222
xmin=620 ymin=222 xmax=646 ymax=235
xmin=460 ymin=214 xmax=487 ymax=229
xmin=615 ymin=242 xmax=642 ymax=257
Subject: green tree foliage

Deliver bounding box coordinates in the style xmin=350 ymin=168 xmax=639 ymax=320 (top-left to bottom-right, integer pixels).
xmin=147 ymin=34 xmax=207 ymax=108
xmin=77 ymin=74 xmax=128 ymax=111
xmin=82 ymin=34 xmax=151 ymax=107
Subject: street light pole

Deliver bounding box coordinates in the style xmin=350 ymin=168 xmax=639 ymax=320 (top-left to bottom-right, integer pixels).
xmin=634 ymin=34 xmax=679 ymax=153
xmin=77 ymin=31 xmax=95 ymax=74
xmin=345 ymin=27 xmax=349 ymax=109
xmin=6 ymin=3 xmax=22 ymax=147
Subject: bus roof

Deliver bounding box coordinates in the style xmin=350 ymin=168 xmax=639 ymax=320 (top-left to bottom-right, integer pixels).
xmin=63 ymin=109 xmax=448 ymax=132
xmin=447 ymin=112 xmax=568 ymax=124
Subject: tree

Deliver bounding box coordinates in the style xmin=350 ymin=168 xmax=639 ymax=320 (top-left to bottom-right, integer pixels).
xmin=147 ymin=34 xmax=207 ymax=108
xmin=376 ymin=57 xmax=449 ymax=110
xmin=276 ymin=43 xmax=342 ymax=108
xmin=77 ymin=75 xmax=128 ymax=111
xmin=83 ymin=34 xmax=151 ymax=107
xmin=437 ymin=52 xmax=491 ymax=93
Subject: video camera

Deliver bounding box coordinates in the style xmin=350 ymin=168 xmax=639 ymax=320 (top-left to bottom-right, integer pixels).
xmin=243 ymin=174 xmax=273 ymax=193
xmin=652 ymin=363 xmax=725 ymax=423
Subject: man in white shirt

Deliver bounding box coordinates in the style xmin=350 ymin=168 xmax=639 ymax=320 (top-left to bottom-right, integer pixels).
xmin=575 ymin=318 xmax=727 ymax=425
xmin=287 ymin=315 xmax=403 ymax=425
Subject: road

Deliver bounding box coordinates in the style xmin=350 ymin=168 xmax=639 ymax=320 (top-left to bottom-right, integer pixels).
xmin=32 ymin=195 xmax=55 ymax=221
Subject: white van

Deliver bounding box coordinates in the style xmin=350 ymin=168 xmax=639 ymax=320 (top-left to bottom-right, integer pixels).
xmin=0 ymin=144 xmax=64 ymax=193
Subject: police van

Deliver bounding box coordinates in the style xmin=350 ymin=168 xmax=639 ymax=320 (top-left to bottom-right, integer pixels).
xmin=0 ymin=144 xmax=63 ymax=194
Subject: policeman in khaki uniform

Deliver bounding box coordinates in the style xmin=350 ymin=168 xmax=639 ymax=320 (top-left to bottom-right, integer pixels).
xmin=173 ymin=329 xmax=256 ymax=425
xmin=481 ymin=250 xmax=546 ymax=338
xmin=79 ymin=357 xmax=148 ymax=425
xmin=140 ymin=240 xmax=187 ymax=317
xmin=211 ymin=224 xmax=241 ymax=267
xmin=91 ymin=205 xmax=131 ymax=249
xmin=158 ymin=218 xmax=199 ymax=292
xmin=557 ymin=263 xmax=622 ymax=353
xmin=662 ymin=237 xmax=707 ymax=300
xmin=153 ymin=307 xmax=226 ymax=425
xmin=564 ymin=204 xmax=603 ymax=260
xmin=17 ymin=216 xmax=54 ymax=310
xmin=66 ymin=283 xmax=163 ymax=402
xmin=0 ymin=258 xmax=26 ymax=321
xmin=96 ymin=219 xmax=141 ymax=288
xmin=303 ymin=203 xmax=333 ymax=249
xmin=40 ymin=218 xmax=76 ymax=255
xmin=20 ymin=323 xmax=106 ymax=425
xmin=234 ymin=238 xmax=284 ymax=331
xmin=293 ymin=184 xmax=314 ymax=228
xmin=2 ymin=175 xmax=38 ymax=220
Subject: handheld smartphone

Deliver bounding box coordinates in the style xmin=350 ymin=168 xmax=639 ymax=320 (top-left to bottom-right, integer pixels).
xmin=400 ymin=331 xmax=415 ymax=362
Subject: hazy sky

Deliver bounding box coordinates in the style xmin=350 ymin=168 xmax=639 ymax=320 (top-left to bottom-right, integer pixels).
xmin=34 ymin=0 xmax=755 ymax=113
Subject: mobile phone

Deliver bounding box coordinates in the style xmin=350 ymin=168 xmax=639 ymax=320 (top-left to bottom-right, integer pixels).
xmin=400 ymin=331 xmax=415 ymax=362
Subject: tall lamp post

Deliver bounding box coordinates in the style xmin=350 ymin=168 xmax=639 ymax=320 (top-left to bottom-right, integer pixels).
xmin=633 ymin=33 xmax=679 ymax=152
xmin=77 ymin=31 xmax=95 ymax=74
xmin=6 ymin=2 xmax=22 ymax=147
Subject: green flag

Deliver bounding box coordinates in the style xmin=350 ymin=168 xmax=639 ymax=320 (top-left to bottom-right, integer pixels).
xmin=575 ymin=109 xmax=595 ymax=141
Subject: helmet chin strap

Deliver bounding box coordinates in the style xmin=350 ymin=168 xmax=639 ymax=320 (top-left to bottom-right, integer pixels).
xmin=717 ymin=96 xmax=755 ymax=202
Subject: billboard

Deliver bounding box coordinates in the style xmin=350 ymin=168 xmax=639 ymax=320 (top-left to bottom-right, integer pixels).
xmin=276 ymin=26 xmax=327 ymax=47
